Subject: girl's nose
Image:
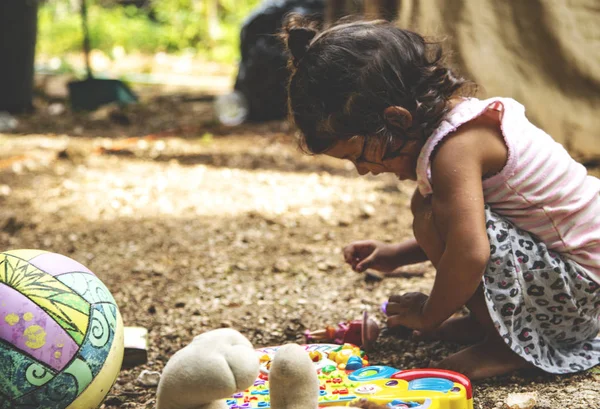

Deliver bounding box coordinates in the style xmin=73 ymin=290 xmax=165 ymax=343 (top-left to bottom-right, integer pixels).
xmin=370 ymin=168 xmax=382 ymax=176
xmin=355 ymin=163 xmax=369 ymax=175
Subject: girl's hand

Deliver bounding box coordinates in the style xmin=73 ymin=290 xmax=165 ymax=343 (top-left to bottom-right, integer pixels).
xmin=343 ymin=240 xmax=403 ymax=273
xmin=386 ymin=292 xmax=430 ymax=331
xmin=343 ymin=239 xmax=428 ymax=275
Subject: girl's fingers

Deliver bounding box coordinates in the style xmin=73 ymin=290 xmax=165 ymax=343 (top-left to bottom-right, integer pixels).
xmin=356 ymin=254 xmax=375 ymax=272
xmin=344 ymin=242 xmax=378 ymax=271
xmin=388 ymin=292 xmax=426 ymax=304
xmin=343 ymin=246 xmax=355 ymax=263
xmin=388 ymin=294 xmax=408 ymax=304
xmin=386 ymin=314 xmax=405 ymax=329
xmin=384 ymin=301 xmax=404 ymax=315
xmin=343 ymin=243 xmax=366 ymax=262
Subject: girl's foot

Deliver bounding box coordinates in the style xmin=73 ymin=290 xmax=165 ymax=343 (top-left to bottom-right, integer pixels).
xmin=413 ymin=315 xmax=485 ymax=344
xmin=432 ymin=335 xmax=535 ymax=380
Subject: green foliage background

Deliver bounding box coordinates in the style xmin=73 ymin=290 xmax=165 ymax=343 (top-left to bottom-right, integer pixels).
xmin=38 ymin=0 xmax=263 ymax=63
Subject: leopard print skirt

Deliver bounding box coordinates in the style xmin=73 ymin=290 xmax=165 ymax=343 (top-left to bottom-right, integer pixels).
xmin=483 ymin=205 xmax=600 ymax=373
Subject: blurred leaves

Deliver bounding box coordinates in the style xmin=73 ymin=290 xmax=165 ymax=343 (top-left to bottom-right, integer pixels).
xmin=38 ymin=0 xmax=263 ymax=63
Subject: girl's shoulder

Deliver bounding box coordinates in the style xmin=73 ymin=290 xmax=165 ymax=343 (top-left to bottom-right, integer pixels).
xmin=432 ymin=108 xmax=508 ymax=179
xmin=417 ymin=97 xmax=522 ymax=196
xmin=443 ymin=97 xmax=525 ymax=126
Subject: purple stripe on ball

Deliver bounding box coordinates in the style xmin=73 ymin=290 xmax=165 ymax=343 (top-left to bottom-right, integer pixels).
xmin=0 ymin=283 xmax=79 ymax=371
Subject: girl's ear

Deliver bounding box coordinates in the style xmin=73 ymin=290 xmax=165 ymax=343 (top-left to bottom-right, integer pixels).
xmin=383 ymin=106 xmax=412 ymax=132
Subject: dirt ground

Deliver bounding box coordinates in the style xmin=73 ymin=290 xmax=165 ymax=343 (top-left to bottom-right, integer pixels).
xmin=1 ymin=92 xmax=599 ymax=409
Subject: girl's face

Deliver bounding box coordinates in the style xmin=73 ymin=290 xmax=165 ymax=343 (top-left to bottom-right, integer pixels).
xmin=325 ymin=135 xmax=423 ymax=180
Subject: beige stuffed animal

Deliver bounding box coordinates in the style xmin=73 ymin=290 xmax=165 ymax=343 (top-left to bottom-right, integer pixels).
xmin=156 ymin=328 xmax=379 ymax=409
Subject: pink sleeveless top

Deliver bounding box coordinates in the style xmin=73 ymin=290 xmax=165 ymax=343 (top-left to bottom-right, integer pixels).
xmin=416 ymin=97 xmax=600 ymax=283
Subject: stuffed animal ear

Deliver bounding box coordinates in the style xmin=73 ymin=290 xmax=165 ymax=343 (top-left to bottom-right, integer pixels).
xmin=269 ymin=344 xmax=320 ymax=409
xmin=156 ymin=329 xmax=259 ymax=409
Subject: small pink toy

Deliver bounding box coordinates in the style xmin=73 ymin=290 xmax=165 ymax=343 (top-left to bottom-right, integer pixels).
xmin=304 ymin=311 xmax=380 ymax=351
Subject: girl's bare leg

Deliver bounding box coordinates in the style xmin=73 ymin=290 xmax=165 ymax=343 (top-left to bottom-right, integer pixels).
xmin=433 ymin=329 xmax=535 ymax=380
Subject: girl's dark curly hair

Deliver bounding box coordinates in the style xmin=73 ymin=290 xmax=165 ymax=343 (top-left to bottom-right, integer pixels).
xmin=280 ymin=14 xmax=473 ymax=155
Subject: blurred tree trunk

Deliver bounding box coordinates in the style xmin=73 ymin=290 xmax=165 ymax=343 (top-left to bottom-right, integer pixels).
xmin=364 ymin=0 xmax=399 ymax=21
xmin=326 ymin=0 xmax=361 ymax=25
xmin=0 ymin=0 xmax=38 ymax=113
xmin=327 ymin=0 xmax=398 ymax=24
xmin=326 ymin=0 xmax=347 ymax=23
xmin=206 ymin=0 xmax=219 ymax=45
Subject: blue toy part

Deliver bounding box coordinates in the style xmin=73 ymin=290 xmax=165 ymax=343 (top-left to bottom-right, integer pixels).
xmin=408 ymin=378 xmax=454 ymax=393
xmin=348 ymin=365 xmax=398 ymax=381
xmin=345 ymin=356 xmax=363 ymax=370
xmin=251 ymin=389 xmax=270 ymax=396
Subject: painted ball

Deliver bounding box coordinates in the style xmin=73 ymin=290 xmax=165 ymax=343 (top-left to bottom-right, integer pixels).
xmin=0 ymin=249 xmax=124 ymax=409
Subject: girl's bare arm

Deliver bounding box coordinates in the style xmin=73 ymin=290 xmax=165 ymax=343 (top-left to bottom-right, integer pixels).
xmin=420 ymin=119 xmax=506 ymax=330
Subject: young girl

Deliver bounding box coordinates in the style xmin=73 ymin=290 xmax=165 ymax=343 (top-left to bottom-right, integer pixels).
xmin=281 ymin=16 xmax=600 ymax=380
